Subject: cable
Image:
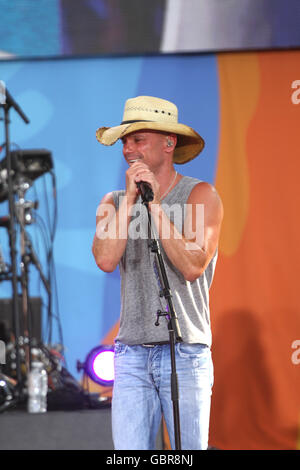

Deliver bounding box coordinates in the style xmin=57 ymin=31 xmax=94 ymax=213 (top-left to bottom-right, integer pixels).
xmin=23 ymin=166 xmax=64 ymax=361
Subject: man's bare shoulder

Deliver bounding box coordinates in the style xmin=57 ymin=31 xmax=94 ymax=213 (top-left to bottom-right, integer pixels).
xmin=99 ymin=191 xmax=116 ymax=206
xmin=188 ymin=182 xmax=223 ymax=209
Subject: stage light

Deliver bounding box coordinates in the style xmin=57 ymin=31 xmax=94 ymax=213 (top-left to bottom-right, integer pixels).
xmin=77 ymin=345 xmax=115 ymax=387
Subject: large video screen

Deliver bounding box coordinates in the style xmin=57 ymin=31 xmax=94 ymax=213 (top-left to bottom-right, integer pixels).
xmin=1 ymin=0 xmax=300 ymax=59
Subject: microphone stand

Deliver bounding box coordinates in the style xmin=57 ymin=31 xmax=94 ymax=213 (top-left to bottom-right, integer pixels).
xmin=15 ymin=182 xmax=52 ymax=372
xmin=15 ymin=183 xmax=51 ymax=353
xmin=0 ymin=83 xmax=30 ymax=401
xmin=16 ymin=182 xmax=33 ymax=371
xmin=141 ymin=195 xmax=182 ymax=451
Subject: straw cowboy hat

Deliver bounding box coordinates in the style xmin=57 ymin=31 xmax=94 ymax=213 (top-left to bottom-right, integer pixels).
xmin=96 ymin=96 xmax=204 ymax=164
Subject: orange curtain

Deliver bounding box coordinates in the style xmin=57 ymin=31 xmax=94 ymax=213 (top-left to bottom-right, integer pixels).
xmin=210 ymin=50 xmax=300 ymax=450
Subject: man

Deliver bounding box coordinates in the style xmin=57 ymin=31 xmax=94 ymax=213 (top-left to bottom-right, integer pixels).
xmin=92 ymin=96 xmax=223 ymax=450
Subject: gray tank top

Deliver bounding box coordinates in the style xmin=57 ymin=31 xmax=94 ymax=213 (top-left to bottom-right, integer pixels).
xmin=112 ymin=175 xmax=217 ymax=346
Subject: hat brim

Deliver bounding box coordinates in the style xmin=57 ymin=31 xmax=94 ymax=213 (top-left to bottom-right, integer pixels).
xmin=96 ymin=121 xmax=204 ymax=164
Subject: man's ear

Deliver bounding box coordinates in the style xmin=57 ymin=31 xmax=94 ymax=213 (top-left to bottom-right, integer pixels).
xmin=165 ymin=134 xmax=177 ymax=151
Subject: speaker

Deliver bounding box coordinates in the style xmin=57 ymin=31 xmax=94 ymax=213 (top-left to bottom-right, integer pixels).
xmin=0 ymin=296 xmax=42 ymax=342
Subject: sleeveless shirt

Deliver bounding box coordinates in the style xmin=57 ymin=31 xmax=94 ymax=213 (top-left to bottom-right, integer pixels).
xmin=112 ymin=175 xmax=217 ymax=347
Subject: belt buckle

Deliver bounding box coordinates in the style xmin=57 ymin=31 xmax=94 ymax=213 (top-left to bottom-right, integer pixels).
xmin=142 ymin=343 xmax=155 ymax=348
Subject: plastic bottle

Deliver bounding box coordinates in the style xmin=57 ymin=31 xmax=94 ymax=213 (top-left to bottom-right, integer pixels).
xmin=27 ymin=361 xmax=48 ymax=413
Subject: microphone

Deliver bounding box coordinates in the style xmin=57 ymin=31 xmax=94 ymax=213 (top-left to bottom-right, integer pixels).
xmin=136 ymin=181 xmax=154 ymax=202
xmin=0 ymin=80 xmax=30 ymax=124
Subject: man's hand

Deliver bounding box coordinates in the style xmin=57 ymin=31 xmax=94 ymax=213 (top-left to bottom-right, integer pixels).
xmin=126 ymin=161 xmax=161 ymax=204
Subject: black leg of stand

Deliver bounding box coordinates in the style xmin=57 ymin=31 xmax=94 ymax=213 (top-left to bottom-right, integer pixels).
xmin=3 ymin=105 xmax=23 ymax=394
xmin=143 ymin=200 xmax=182 ymax=450
xmin=169 ymin=328 xmax=181 ymax=450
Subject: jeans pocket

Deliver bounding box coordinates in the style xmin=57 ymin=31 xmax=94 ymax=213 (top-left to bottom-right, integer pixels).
xmin=176 ymin=343 xmax=213 ymax=387
xmin=114 ymin=341 xmax=128 ymax=357
xmin=177 ymin=342 xmax=209 ymax=358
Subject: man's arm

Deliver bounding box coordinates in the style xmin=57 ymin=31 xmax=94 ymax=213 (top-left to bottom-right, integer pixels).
xmin=149 ymin=182 xmax=223 ymax=282
xmin=92 ymin=191 xmax=135 ymax=272
xmin=92 ymin=160 xmax=151 ymax=272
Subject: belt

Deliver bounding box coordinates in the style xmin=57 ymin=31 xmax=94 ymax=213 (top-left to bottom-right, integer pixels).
xmin=142 ymin=341 xmax=170 ymax=348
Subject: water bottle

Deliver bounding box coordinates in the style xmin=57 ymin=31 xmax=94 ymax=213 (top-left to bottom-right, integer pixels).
xmin=27 ymin=361 xmax=48 ymax=413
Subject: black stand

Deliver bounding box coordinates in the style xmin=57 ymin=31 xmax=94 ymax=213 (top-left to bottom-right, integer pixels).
xmin=0 ymin=87 xmax=29 ymax=398
xmin=16 ymin=198 xmax=51 ymax=369
xmin=142 ymin=197 xmax=182 ymax=451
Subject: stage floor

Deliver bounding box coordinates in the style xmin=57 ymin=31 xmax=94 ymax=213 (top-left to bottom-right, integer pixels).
xmin=0 ymin=407 xmax=114 ymax=450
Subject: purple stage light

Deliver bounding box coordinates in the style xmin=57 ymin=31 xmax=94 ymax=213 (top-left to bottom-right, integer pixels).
xmin=79 ymin=345 xmax=115 ymax=386
xmin=92 ymin=349 xmax=114 ymax=383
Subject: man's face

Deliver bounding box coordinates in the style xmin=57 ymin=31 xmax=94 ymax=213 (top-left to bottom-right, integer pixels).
xmin=121 ymin=130 xmax=168 ymax=171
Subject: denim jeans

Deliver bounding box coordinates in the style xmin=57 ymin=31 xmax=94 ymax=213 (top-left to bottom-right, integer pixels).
xmin=111 ymin=341 xmax=214 ymax=450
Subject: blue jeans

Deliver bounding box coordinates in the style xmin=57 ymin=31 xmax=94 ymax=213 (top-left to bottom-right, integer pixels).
xmin=112 ymin=341 xmax=214 ymax=450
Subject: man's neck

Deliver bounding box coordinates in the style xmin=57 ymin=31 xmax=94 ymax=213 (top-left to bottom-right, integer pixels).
xmin=155 ymin=164 xmax=178 ymax=198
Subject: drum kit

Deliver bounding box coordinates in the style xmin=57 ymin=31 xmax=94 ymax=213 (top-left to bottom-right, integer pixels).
xmin=0 ymin=81 xmax=55 ymax=411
